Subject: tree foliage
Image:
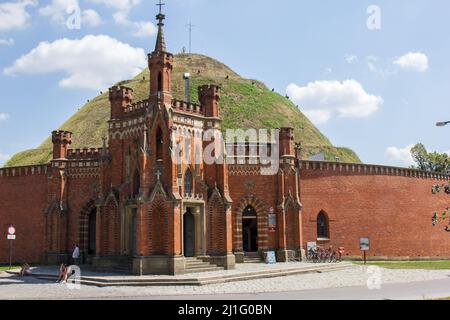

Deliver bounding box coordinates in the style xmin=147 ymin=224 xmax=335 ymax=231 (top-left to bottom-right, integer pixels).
xmin=411 ymin=143 xmax=450 ymax=174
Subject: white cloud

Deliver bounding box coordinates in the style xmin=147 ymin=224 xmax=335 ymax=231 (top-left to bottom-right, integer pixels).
xmin=90 ymin=0 xmax=156 ymax=37
xmin=0 ymin=38 xmax=14 ymax=46
xmin=393 ymin=52 xmax=429 ymax=72
xmin=385 ymin=144 xmax=415 ymax=166
xmin=0 ymin=113 xmax=10 ymax=121
xmin=366 ymin=55 xmax=397 ymax=77
xmin=82 ymin=9 xmax=102 ymax=27
xmin=303 ymin=110 xmax=331 ymax=125
xmin=4 ymin=35 xmax=147 ymax=90
xmin=112 ymin=12 xmax=157 ymax=38
xmin=0 ymin=0 xmax=37 ymax=32
xmin=39 ymin=0 xmax=102 ymax=28
xmin=132 ymin=21 xmax=157 ymax=38
xmin=286 ymin=80 xmax=383 ymax=124
xmin=345 ymin=54 xmax=358 ymax=64
xmin=88 ymin=0 xmax=141 ymax=11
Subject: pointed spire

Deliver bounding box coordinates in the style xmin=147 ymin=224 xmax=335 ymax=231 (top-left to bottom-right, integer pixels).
xmin=154 ymin=13 xmax=167 ymax=53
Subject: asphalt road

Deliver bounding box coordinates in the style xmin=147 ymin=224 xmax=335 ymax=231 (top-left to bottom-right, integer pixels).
xmin=126 ymin=277 xmax=450 ymax=300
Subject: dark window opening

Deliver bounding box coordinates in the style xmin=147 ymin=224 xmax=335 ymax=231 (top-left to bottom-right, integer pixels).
xmin=156 ymin=128 xmax=163 ymax=160
xmin=88 ymin=209 xmax=97 ymax=255
xmin=243 ymin=205 xmax=257 ymax=217
xmin=133 ymin=170 xmax=140 ymax=197
xmin=157 ymin=72 xmax=162 ymax=92
xmin=317 ymin=211 xmax=330 ymax=239
xmin=184 ymin=169 xmax=193 ymax=195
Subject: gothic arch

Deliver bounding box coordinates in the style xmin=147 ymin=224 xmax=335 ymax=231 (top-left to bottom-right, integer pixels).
xmin=101 ymin=196 xmax=120 ymax=255
xmin=78 ymin=200 xmax=97 ymax=253
xmin=284 ymin=197 xmax=300 ymax=250
xmin=44 ymin=201 xmax=64 ymax=253
xmin=148 ymin=192 xmax=169 ymax=255
xmin=233 ymin=195 xmax=268 ymax=252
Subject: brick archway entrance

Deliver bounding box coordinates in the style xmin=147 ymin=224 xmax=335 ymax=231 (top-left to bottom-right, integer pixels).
xmin=183 ymin=209 xmax=196 ymax=257
xmin=79 ymin=200 xmax=97 ymax=261
xmin=242 ymin=205 xmax=258 ymax=252
xmin=88 ymin=209 xmax=97 ymax=255
xmin=234 ymin=195 xmax=268 ymax=261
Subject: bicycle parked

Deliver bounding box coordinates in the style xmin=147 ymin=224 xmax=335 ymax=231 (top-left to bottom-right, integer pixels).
xmin=306 ymin=245 xmax=340 ymax=263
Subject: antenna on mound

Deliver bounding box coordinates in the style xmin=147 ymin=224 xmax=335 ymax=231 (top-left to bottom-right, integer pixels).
xmin=186 ymin=21 xmax=196 ymax=54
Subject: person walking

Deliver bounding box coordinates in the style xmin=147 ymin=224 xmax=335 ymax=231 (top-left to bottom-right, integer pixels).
xmin=72 ymin=244 xmax=80 ymax=266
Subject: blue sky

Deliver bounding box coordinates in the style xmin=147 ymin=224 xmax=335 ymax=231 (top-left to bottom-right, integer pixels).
xmin=0 ymin=0 xmax=449 ymax=166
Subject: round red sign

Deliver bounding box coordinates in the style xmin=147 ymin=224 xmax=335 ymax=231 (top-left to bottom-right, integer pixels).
xmin=7 ymin=226 xmax=15 ymax=235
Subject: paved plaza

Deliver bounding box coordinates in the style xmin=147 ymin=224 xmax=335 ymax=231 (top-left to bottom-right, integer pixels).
xmin=1 ymin=264 xmax=450 ymax=300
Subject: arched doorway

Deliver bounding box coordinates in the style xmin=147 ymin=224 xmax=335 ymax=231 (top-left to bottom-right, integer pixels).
xmin=184 ymin=208 xmax=196 ymax=257
xmin=242 ymin=205 xmax=258 ymax=252
xmin=88 ymin=209 xmax=97 ymax=255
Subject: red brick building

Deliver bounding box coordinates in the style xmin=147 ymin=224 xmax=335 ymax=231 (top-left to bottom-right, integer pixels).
xmin=0 ymin=11 xmax=449 ymax=275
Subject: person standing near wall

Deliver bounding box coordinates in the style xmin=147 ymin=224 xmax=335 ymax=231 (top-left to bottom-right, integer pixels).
xmin=72 ymin=244 xmax=80 ymax=266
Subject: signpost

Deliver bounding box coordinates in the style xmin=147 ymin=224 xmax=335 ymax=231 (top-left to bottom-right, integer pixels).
xmin=268 ymin=207 xmax=276 ymax=233
xmin=265 ymin=251 xmax=277 ymax=264
xmin=7 ymin=225 xmax=15 ymax=270
xmin=360 ymin=237 xmax=370 ymax=265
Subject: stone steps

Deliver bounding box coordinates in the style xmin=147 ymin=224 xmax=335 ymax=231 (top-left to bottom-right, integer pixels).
xmin=184 ymin=258 xmax=224 ymax=274
xmin=7 ymin=262 xmax=355 ymax=287
xmin=244 ymin=253 xmax=264 ymax=263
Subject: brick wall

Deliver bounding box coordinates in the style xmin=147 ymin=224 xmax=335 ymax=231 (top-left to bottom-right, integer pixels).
xmin=0 ymin=166 xmax=48 ymax=263
xmin=301 ymin=162 xmax=450 ymax=259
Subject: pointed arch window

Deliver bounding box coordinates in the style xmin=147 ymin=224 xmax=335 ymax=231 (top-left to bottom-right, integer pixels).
xmin=133 ymin=170 xmax=140 ymax=197
xmin=157 ymin=72 xmax=163 ymax=93
xmin=317 ymin=211 xmax=330 ymax=239
xmin=184 ymin=169 xmax=193 ymax=196
xmin=156 ymin=128 xmax=163 ymax=161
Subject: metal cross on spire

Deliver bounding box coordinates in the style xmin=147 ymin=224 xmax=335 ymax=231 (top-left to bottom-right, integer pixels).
xmin=156 ymin=0 xmax=165 ymax=14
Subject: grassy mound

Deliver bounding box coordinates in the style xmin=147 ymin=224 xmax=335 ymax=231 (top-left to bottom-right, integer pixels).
xmin=5 ymin=54 xmax=360 ymax=167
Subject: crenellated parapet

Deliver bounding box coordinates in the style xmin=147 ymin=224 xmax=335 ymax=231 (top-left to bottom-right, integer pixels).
xmin=0 ymin=164 xmax=49 ymax=178
xmin=67 ymin=148 xmax=105 ymax=160
xmin=123 ymin=100 xmax=150 ymax=115
xmin=52 ymin=130 xmax=73 ymax=160
xmin=109 ymin=85 xmax=134 ymax=119
xmin=198 ymin=84 xmax=220 ymax=119
xmin=301 ymin=160 xmax=450 ymax=181
xmin=172 ymin=99 xmax=203 ymax=115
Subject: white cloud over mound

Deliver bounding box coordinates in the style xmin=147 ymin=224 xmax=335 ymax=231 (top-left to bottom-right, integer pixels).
xmin=0 ymin=0 xmax=37 ymax=32
xmin=0 ymin=113 xmax=10 ymax=121
xmin=385 ymin=144 xmax=415 ymax=166
xmin=286 ymin=80 xmax=383 ymax=125
xmin=393 ymin=52 xmax=429 ymax=72
xmin=4 ymin=35 xmax=147 ymax=90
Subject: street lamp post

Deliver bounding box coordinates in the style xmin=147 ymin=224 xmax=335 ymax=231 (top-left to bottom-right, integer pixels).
xmin=436 ymin=121 xmax=450 ymax=127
